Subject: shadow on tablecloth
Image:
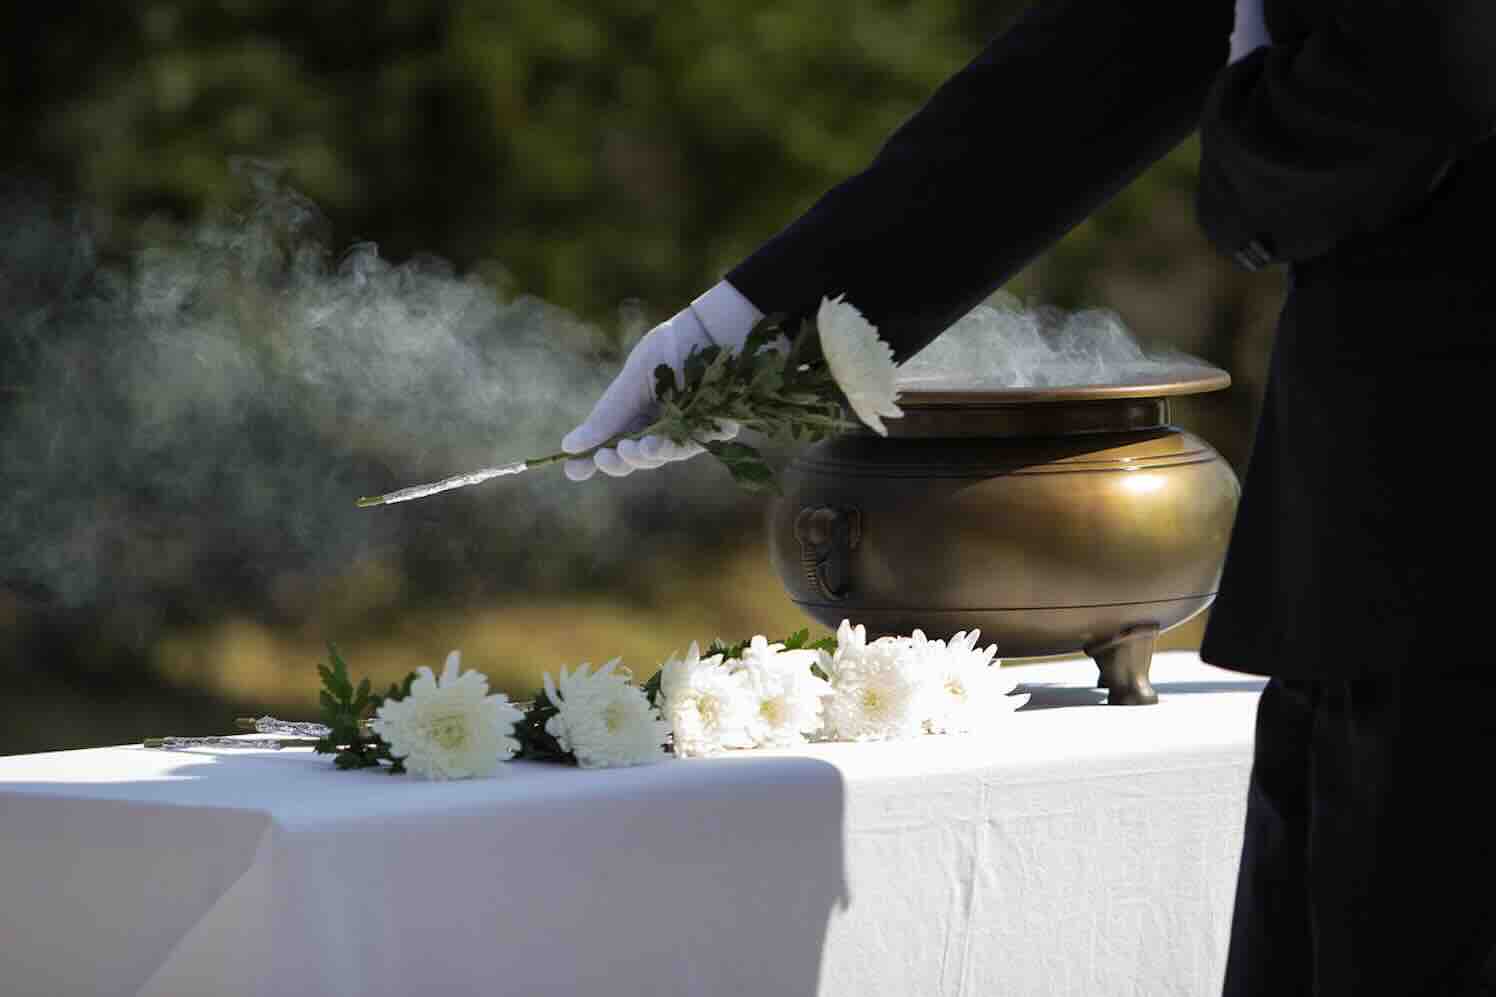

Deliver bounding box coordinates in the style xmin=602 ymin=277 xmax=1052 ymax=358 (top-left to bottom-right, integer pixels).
xmin=1017 ymin=679 xmax=1266 ymax=711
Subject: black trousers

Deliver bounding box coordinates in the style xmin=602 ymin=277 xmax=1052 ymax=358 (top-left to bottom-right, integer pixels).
xmin=1223 ymin=678 xmax=1496 ymax=996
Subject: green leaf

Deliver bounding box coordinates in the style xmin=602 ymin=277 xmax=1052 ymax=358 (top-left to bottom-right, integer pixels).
xmin=727 ymin=462 xmax=778 ymax=494
xmin=706 ymin=440 xmax=761 ymax=464
xmin=702 ymin=345 xmax=732 ymax=385
xmin=652 ymin=362 xmax=677 ymax=401
xmin=704 ymin=440 xmax=779 ymax=494
xmin=325 ymin=643 xmax=349 ymax=692
xmin=781 ymin=628 xmax=811 ymax=650
xmin=309 ymin=645 xmax=410 ymax=774
xmin=512 ymin=698 xmax=574 ymax=764
xmin=739 ymin=314 xmax=787 ymax=370
xmin=683 ymin=345 xmax=713 ymax=389
xmin=708 ymin=636 xmax=752 ymax=660
xmin=786 ymin=317 xmax=824 ymax=372
xmin=641 ymin=669 xmax=663 ymax=708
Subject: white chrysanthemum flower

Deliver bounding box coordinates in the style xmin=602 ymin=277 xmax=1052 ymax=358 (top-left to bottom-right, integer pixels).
xmin=369 ymin=650 xmax=523 ymax=780
xmin=658 ymin=642 xmax=756 ymax=758
xmin=736 ymin=635 xmax=832 ymax=747
xmin=819 ymin=620 xmax=933 ymax=741
xmin=543 ymin=659 xmax=669 ymax=769
xmin=912 ymin=629 xmax=1029 ymax=734
xmin=817 ymin=294 xmax=903 ymax=436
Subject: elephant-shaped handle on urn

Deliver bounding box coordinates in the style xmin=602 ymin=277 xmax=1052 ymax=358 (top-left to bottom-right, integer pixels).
xmin=794 ymin=506 xmax=862 ymax=601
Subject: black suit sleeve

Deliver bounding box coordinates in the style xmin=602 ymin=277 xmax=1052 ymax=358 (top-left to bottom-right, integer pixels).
xmin=726 ymin=0 xmax=1233 ymax=362
xmin=1198 ymin=2 xmax=1496 ymax=266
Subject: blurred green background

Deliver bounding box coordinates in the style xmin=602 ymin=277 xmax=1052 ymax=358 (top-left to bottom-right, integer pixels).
xmin=1 ymin=0 xmax=1283 ymax=755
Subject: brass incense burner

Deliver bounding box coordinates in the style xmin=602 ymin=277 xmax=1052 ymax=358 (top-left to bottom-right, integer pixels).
xmin=767 ymin=365 xmax=1239 ymax=705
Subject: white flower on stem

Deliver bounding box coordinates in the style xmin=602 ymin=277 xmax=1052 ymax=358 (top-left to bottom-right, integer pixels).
xmin=657 ymin=642 xmax=756 ymax=758
xmin=542 ymin=659 xmax=669 ymax=769
xmin=817 ymin=294 xmax=903 ymax=436
xmin=910 ymin=629 xmax=1029 ymax=734
xmin=369 ymin=651 xmax=523 ymax=780
xmin=736 ymin=635 xmax=832 ymax=747
xmin=819 ymin=620 xmax=933 ymax=741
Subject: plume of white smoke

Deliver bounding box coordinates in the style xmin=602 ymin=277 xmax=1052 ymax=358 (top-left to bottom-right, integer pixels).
xmin=0 ymin=166 xmax=742 ymax=612
xmin=899 ymin=291 xmax=1202 ymax=390
xmin=1 ymin=167 xmax=1207 ymax=620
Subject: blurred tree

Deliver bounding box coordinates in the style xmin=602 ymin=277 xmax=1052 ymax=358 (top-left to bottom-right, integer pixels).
xmin=3 ymin=0 xmax=1279 ymax=406
xmin=5 ymin=1 xmax=1025 ymax=326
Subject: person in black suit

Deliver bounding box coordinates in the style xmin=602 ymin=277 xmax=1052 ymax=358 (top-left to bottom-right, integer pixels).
xmin=563 ymin=3 xmax=1496 ymax=993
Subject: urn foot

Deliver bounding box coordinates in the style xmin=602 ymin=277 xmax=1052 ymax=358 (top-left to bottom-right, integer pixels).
xmin=1087 ymin=624 xmax=1160 ymax=706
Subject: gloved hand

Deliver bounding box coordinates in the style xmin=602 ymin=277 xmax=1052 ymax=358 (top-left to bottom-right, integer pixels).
xmin=562 ymin=283 xmax=763 ymax=481
xmin=1229 ymin=0 xmax=1269 ymax=63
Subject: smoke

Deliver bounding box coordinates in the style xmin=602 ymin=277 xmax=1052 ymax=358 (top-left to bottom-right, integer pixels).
xmin=0 ymin=165 xmax=1212 ymax=622
xmin=0 ymin=165 xmax=739 ymax=615
xmin=899 ymin=291 xmax=1203 ymax=390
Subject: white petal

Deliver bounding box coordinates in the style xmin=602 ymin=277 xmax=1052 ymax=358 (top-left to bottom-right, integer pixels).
xmin=817 ymin=296 xmax=903 ymax=435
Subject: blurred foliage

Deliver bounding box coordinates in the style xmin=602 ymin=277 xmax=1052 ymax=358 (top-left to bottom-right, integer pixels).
xmin=1 ymin=0 xmax=1285 ymax=754
xmin=5 ymin=0 xmax=1020 ymax=326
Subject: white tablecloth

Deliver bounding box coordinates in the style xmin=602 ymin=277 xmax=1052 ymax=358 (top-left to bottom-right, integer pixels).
xmin=0 ymin=651 xmax=1265 ymax=997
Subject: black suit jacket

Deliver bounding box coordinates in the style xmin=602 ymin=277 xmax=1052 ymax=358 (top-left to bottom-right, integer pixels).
xmin=727 ymin=1 xmax=1496 ymax=679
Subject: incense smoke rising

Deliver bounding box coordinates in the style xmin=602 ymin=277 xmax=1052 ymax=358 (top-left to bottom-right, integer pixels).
xmin=1 ymin=165 xmax=1205 ymax=625
xmin=900 ymin=291 xmax=1201 ymax=390
xmin=0 ymin=166 xmax=735 ymax=615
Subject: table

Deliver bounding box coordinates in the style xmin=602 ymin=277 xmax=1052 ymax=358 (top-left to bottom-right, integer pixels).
xmin=0 ymin=651 xmax=1265 ymax=997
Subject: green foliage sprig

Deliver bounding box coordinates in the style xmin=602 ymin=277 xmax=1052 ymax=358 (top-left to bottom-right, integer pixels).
xmin=640 ymin=627 xmax=839 ymax=710
xmin=314 ymin=643 xmax=416 ymax=773
xmin=512 ymin=690 xmax=572 ymax=764
xmin=356 ymin=312 xmax=858 ymax=507
xmin=647 ymin=314 xmax=859 ymax=493
xmin=705 ymin=627 xmax=839 ymax=662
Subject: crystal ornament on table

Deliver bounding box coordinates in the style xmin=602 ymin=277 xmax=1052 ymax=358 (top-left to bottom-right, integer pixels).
xmin=239 ymin=716 xmax=335 ymax=738
xmin=143 ymin=735 xmax=316 ymax=750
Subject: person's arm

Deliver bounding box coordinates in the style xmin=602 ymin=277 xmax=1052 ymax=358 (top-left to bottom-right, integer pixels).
xmin=1197 ymin=2 xmax=1496 ymax=269
xmin=727 ymin=0 xmax=1234 ymax=362
xmin=563 ymin=0 xmax=1234 ymax=479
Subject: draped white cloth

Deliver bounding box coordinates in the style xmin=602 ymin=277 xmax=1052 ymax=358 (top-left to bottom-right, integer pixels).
xmin=0 ymin=652 xmax=1264 ymax=996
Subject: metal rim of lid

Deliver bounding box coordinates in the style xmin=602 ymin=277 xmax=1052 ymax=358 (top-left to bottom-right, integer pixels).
xmin=894 ymin=364 xmax=1231 ymax=406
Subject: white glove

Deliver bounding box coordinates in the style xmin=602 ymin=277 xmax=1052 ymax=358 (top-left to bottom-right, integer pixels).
xmin=1229 ymin=0 xmax=1270 ymax=63
xmin=562 ymin=282 xmax=763 ymax=481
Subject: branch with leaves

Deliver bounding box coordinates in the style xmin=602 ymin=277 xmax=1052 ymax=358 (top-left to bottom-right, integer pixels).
xmin=313 ymin=643 xmax=415 ymax=772
xmin=356 ymin=296 xmax=900 ymax=505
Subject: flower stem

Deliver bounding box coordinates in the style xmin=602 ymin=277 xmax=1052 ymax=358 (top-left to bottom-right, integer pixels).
xmin=354 ymin=430 xmax=651 ymax=507
xmin=143 ymin=736 xmax=320 ymax=750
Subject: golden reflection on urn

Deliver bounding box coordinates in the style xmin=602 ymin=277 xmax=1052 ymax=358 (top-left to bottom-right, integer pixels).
xmin=767 ymin=367 xmax=1239 ymax=705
